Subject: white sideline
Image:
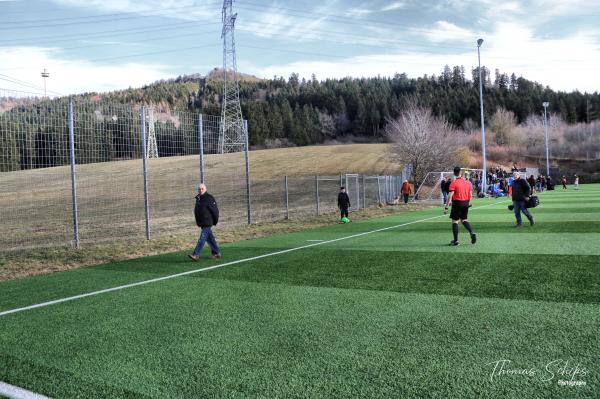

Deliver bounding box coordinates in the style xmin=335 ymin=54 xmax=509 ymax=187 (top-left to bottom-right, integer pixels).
xmin=0 ymin=201 xmax=503 ymax=318
xmin=0 ymin=381 xmax=51 ymax=399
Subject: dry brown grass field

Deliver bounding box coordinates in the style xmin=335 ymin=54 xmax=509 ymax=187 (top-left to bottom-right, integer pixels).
xmin=0 ymin=143 xmax=421 ymax=280
xmin=0 ymin=144 xmax=404 ymax=271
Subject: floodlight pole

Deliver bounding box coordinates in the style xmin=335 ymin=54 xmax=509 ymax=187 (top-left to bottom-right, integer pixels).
xmin=543 ymin=102 xmax=550 ymax=177
xmin=477 ymin=38 xmax=487 ymax=193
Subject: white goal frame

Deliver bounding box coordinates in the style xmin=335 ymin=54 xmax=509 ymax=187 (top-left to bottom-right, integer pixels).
xmin=413 ymin=168 xmax=483 ymax=203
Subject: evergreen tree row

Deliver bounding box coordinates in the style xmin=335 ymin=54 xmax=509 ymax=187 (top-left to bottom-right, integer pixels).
xmin=1 ymin=65 xmax=599 ymax=171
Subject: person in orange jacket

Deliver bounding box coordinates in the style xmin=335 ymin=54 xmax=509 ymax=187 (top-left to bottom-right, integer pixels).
xmin=401 ymin=180 xmax=412 ymax=204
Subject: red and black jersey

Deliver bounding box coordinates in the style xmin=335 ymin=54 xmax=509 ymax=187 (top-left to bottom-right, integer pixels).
xmin=449 ymin=177 xmax=472 ymax=201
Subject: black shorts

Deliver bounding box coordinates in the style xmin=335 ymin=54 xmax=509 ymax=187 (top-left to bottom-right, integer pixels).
xmin=450 ymin=200 xmax=470 ymax=220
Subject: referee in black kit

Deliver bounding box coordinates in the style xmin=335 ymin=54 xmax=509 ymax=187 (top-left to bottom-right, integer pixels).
xmin=444 ymin=167 xmax=476 ymax=246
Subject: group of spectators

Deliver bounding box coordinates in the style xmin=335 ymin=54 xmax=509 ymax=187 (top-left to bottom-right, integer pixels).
xmin=486 ymin=173 xmax=553 ymax=198
xmin=459 ymin=165 xmax=558 ymax=199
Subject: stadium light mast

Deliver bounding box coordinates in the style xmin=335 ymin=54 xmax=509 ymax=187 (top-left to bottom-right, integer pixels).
xmin=41 ymin=68 xmax=49 ymax=97
xmin=543 ymin=102 xmax=550 ymax=177
xmin=219 ymin=0 xmax=245 ymax=154
xmin=477 ymin=38 xmax=487 ymax=192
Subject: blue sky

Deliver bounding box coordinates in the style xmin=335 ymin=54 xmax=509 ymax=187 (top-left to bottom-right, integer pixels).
xmin=0 ymin=0 xmax=599 ymax=96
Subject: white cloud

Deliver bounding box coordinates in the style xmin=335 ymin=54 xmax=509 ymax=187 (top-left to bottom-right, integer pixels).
xmin=0 ymin=47 xmax=171 ymax=95
xmin=480 ymin=22 xmax=600 ymax=92
xmin=496 ymin=1 xmax=522 ymax=12
xmin=245 ymin=52 xmax=471 ymax=84
xmin=527 ymin=0 xmax=590 ymax=19
xmin=424 ymin=21 xmax=476 ymax=43
xmin=381 ymin=2 xmax=406 ymax=11
xmin=49 ymin=0 xmax=215 ymax=20
xmin=242 ymin=7 xmax=328 ymax=42
xmin=344 ymin=8 xmax=374 ymax=18
xmin=246 ymin=20 xmax=600 ymax=93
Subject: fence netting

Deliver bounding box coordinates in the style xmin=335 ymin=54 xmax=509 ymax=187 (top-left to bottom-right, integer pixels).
xmin=0 ymin=89 xmax=409 ymax=251
xmin=0 ymin=94 xmax=72 ymax=250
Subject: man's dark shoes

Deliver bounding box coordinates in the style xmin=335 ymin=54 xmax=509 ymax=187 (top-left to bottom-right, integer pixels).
xmin=514 ymin=224 xmax=522 ymax=228
xmin=188 ymin=254 xmax=198 ymax=262
xmin=529 ymin=218 xmax=535 ymax=226
xmin=209 ymin=253 xmax=221 ymax=260
xmin=471 ymin=233 xmax=477 ymax=244
xmin=449 ymin=240 xmax=460 ymax=246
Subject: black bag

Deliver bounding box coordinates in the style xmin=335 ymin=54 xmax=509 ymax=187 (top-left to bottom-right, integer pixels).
xmin=525 ymin=195 xmax=539 ymax=208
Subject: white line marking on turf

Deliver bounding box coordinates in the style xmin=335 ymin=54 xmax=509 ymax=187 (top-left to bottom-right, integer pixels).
xmin=0 ymin=381 xmax=51 ymax=399
xmin=0 ymin=201 xmax=503 ymax=318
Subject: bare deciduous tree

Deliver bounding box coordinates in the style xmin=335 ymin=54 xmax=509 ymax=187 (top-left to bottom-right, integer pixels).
xmin=490 ymin=108 xmax=517 ymax=146
xmin=386 ymin=102 xmax=458 ymax=187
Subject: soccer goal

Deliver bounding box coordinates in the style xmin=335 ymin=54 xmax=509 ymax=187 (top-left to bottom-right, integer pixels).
xmin=413 ymin=168 xmax=483 ymax=203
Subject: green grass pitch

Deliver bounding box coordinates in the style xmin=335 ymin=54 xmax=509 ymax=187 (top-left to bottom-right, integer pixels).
xmin=0 ymin=185 xmax=599 ymax=398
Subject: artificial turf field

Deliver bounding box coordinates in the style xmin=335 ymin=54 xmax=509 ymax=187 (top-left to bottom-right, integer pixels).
xmin=0 ymin=185 xmax=599 ymax=398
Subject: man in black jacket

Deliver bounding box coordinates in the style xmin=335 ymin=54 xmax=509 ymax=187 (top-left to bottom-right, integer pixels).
xmin=441 ymin=176 xmax=451 ymax=206
xmin=511 ymin=172 xmax=535 ymax=227
xmin=337 ymin=187 xmax=350 ymax=222
xmin=189 ymin=183 xmax=221 ymax=261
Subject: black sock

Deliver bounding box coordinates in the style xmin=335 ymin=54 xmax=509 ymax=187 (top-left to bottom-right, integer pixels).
xmin=463 ymin=221 xmax=474 ymax=235
xmin=452 ymin=223 xmax=459 ymax=241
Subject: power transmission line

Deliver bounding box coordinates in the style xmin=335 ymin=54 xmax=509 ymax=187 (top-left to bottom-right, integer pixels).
xmin=0 ymin=2 xmax=223 ymax=19
xmin=1 ymin=1 xmax=593 ymax=62
xmin=83 ymin=44 xmax=219 ymax=63
xmin=55 ymin=29 xmax=220 ymax=53
xmin=0 ymin=21 xmax=221 ymax=45
xmin=4 ymin=1 xmax=598 ymax=26
xmin=0 ymin=73 xmax=63 ymax=96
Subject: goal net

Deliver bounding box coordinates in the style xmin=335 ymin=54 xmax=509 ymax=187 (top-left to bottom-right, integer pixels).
xmin=413 ymin=169 xmax=483 ymax=204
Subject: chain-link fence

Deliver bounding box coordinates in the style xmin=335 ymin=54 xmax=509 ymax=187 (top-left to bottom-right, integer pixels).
xmin=1 ymin=89 xmax=409 ymax=252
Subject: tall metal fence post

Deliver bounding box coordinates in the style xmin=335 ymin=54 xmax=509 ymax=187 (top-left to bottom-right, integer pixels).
xmin=284 ymin=175 xmax=289 ymax=220
xmin=362 ymin=175 xmax=366 ymax=209
xmin=140 ymin=106 xmax=151 ymax=240
xmin=345 ymin=174 xmax=349 ymax=208
xmin=244 ymin=120 xmax=252 ymax=225
xmin=198 ymin=114 xmax=205 ymax=183
xmin=67 ymin=97 xmax=80 ymax=249
xmin=355 ymin=175 xmax=359 ymax=210
xmin=377 ymin=176 xmax=382 ymax=205
xmin=340 ymin=174 xmax=343 ymax=188
xmin=315 ymin=175 xmax=320 ymax=216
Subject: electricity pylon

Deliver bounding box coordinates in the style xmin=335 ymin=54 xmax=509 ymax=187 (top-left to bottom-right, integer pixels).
xmin=219 ymin=0 xmax=245 ymax=154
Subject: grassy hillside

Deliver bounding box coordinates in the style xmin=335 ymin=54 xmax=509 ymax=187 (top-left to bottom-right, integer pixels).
xmin=249 ymin=144 xmax=400 ymax=177
xmin=0 ymin=144 xmax=406 ymax=279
